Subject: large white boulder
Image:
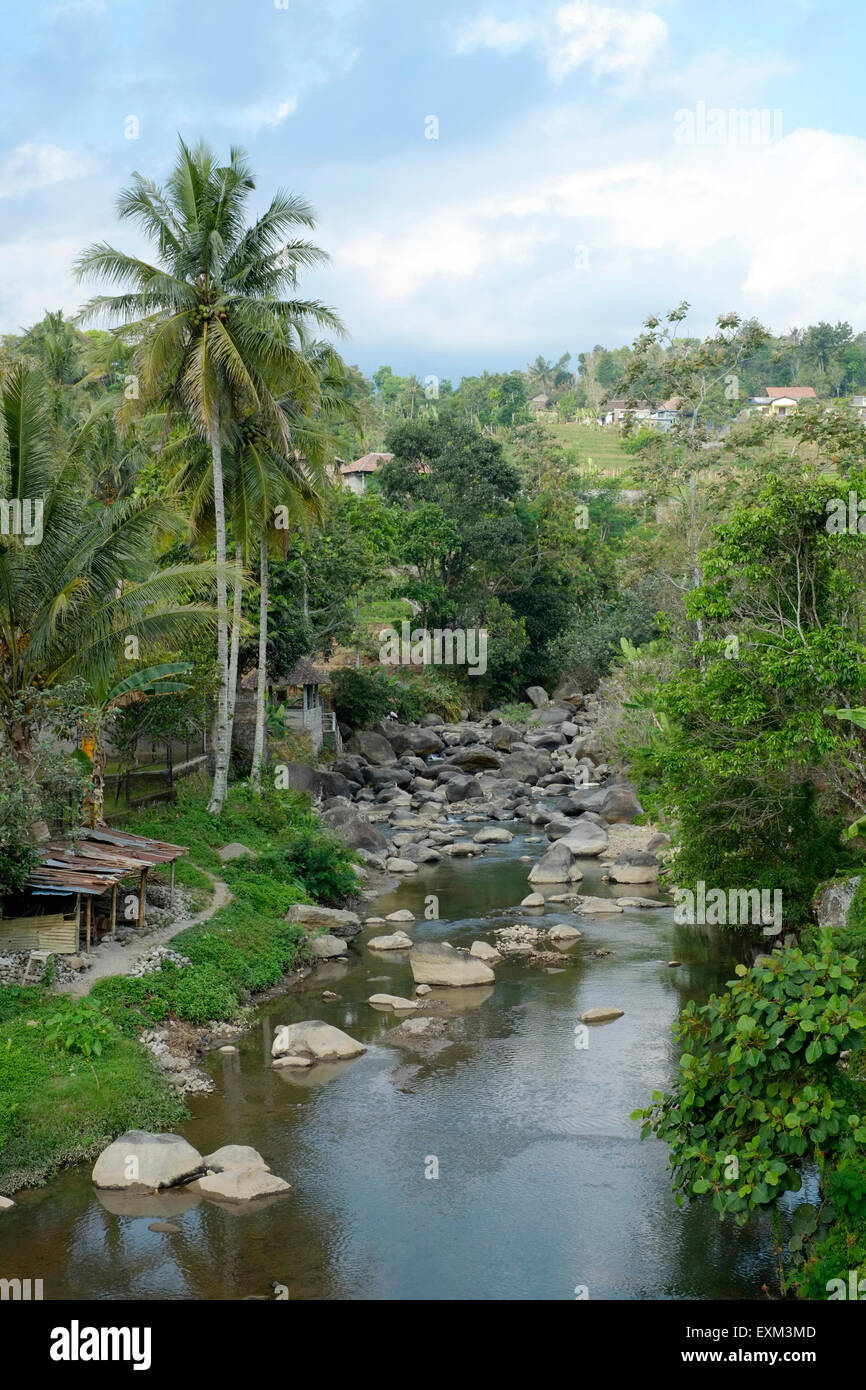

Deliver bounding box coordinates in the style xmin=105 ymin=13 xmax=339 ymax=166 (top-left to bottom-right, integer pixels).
xmin=196 ymin=1167 xmax=291 ymax=1202
xmin=271 ymin=1020 xmax=366 ymax=1063
xmin=368 ymin=931 xmax=413 ymax=950
xmin=559 ymin=819 xmax=609 ymax=857
xmin=528 ymin=842 xmax=584 ymax=884
xmin=202 ymin=1145 xmax=270 ymax=1173
xmin=409 ymin=941 xmax=495 ymax=987
xmin=308 ymin=933 xmax=348 ymax=959
xmin=92 ymin=1131 xmax=204 ymax=1191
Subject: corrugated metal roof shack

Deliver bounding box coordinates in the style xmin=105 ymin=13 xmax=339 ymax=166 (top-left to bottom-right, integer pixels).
xmin=0 ymin=827 xmax=188 ymax=955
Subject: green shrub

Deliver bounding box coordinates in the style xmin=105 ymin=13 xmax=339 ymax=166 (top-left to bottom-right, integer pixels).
xmin=43 ymin=999 xmax=115 ymax=1059
xmin=330 ymin=667 xmax=392 ymax=727
xmin=330 ymin=665 xmax=461 ymax=728
xmin=258 ymin=830 xmax=357 ymax=906
xmin=634 ymin=938 xmax=866 ymax=1227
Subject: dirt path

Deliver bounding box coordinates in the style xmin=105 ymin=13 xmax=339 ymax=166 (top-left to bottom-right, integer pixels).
xmin=65 ymin=871 xmax=233 ymax=998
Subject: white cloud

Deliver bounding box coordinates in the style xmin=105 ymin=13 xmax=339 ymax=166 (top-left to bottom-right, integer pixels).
xmin=340 ymin=209 xmax=548 ymax=299
xmin=236 ymin=95 xmax=299 ymax=132
xmin=333 ymin=126 xmax=866 ymax=350
xmin=551 ymin=1 xmax=667 ymax=79
xmin=0 ymin=143 xmax=96 ymax=200
xmin=456 ymin=12 xmax=536 ymax=56
xmin=456 ymin=2 xmax=668 ymax=82
xmin=0 ymin=235 xmax=82 ymax=330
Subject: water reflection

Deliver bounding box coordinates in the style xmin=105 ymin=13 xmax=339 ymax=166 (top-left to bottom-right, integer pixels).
xmin=0 ymin=823 xmax=776 ymax=1300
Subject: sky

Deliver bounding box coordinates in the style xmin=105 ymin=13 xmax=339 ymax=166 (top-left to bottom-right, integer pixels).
xmin=0 ymin=0 xmax=864 ymax=380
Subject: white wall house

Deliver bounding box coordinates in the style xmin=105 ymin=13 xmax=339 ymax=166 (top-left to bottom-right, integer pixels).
xmin=339 ymin=452 xmax=394 ymax=495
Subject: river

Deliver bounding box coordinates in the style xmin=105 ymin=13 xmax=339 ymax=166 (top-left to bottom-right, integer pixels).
xmin=0 ymin=822 xmax=780 ymax=1300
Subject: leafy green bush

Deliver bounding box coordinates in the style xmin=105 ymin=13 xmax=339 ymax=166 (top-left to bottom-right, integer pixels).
xmin=634 ymin=937 xmax=866 ymax=1229
xmin=258 ymin=829 xmax=357 ymax=906
xmin=43 ymin=999 xmax=115 ymax=1059
xmin=330 ymin=665 xmax=461 ymax=727
xmin=330 ymin=668 xmax=392 ymax=727
xmin=0 ymin=751 xmax=40 ymax=895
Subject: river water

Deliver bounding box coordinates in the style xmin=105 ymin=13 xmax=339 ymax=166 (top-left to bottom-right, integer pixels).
xmin=0 ymin=823 xmax=780 ymax=1300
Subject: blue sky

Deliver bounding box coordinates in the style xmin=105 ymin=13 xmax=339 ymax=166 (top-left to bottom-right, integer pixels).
xmin=0 ymin=0 xmax=863 ymax=378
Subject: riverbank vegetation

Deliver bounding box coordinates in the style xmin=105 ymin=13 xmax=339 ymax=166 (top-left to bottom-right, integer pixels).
xmin=0 ymin=780 xmax=356 ymax=1191
xmin=3 ymin=137 xmax=866 ymax=1298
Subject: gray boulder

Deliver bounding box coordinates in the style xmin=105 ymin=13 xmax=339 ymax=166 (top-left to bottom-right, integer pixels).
xmin=320 ymin=804 xmax=388 ymax=853
xmin=287 ymin=904 xmax=362 ymax=938
xmin=448 ymin=746 xmax=503 ymax=772
xmin=93 ymin=1131 xmax=205 ymax=1191
xmin=384 ymin=724 xmax=444 ymax=757
xmin=607 ymin=851 xmax=659 ymax=884
xmin=536 ymin=704 xmax=571 ymax=726
xmin=308 ymin=933 xmax=349 ymax=959
xmin=559 ymin=819 xmax=609 ymax=857
xmin=490 ymin=724 xmax=522 ymax=751
xmin=409 ymin=941 xmax=495 ymax=986
xmin=445 ymin=774 xmax=484 ymax=802
xmin=203 ymin=1145 xmax=270 ymax=1173
xmin=473 ymin=826 xmax=513 ymax=844
xmin=600 ymin=784 xmax=643 ymax=823
xmin=271 ymin=1020 xmax=366 ymax=1062
xmin=814 ymin=875 xmax=862 ymax=928
xmin=196 ymin=1167 xmax=291 ymax=1202
xmin=526 ymin=685 xmax=550 ymax=708
xmin=217 ymin=842 xmax=257 ymax=862
xmin=528 ymin=841 xmax=584 ymax=884
xmin=345 ymin=730 xmax=396 ymax=766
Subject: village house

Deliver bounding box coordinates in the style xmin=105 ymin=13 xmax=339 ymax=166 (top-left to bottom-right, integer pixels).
xmin=530 ymin=393 xmax=550 ymax=414
xmin=233 ymin=659 xmax=339 ymax=757
xmin=339 ymin=451 xmax=394 ymax=495
xmin=598 ymin=399 xmax=654 ymax=427
xmin=651 ymin=397 xmax=682 ymax=432
xmin=852 ymin=395 xmax=866 ymax=421
xmin=750 ymin=386 xmax=817 ymax=418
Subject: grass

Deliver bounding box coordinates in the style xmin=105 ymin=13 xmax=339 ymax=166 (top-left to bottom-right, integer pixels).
xmin=550 ymin=421 xmax=633 ymax=475
xmin=0 ymin=777 xmax=359 ymax=1192
xmin=0 ymin=985 xmax=187 ymax=1192
xmin=360 ymin=595 xmax=416 ymax=626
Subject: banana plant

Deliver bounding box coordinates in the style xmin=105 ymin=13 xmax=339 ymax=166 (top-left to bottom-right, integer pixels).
xmin=81 ymin=662 xmax=193 ymax=826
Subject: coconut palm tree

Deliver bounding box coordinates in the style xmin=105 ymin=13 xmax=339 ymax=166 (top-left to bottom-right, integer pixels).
xmin=74 ymin=136 xmax=343 ymax=814
xmin=164 ymin=391 xmax=337 ymax=788
xmin=0 ymin=359 xmax=224 ymax=836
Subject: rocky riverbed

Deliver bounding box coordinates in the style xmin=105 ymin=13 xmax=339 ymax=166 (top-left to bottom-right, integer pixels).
xmin=305 ymin=679 xmax=670 ymax=908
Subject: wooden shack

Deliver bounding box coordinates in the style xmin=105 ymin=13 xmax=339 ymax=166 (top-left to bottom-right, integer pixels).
xmin=0 ymin=826 xmax=188 ymax=957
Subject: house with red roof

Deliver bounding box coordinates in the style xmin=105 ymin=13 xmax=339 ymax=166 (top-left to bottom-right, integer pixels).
xmin=339 ymin=452 xmax=394 ymax=495
xmin=750 ymin=386 xmax=817 ymax=419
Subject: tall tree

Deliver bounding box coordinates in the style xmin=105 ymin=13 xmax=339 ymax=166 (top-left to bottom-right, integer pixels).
xmin=75 ymin=136 xmax=342 ymax=813
xmin=0 ymin=360 xmax=221 ymax=836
